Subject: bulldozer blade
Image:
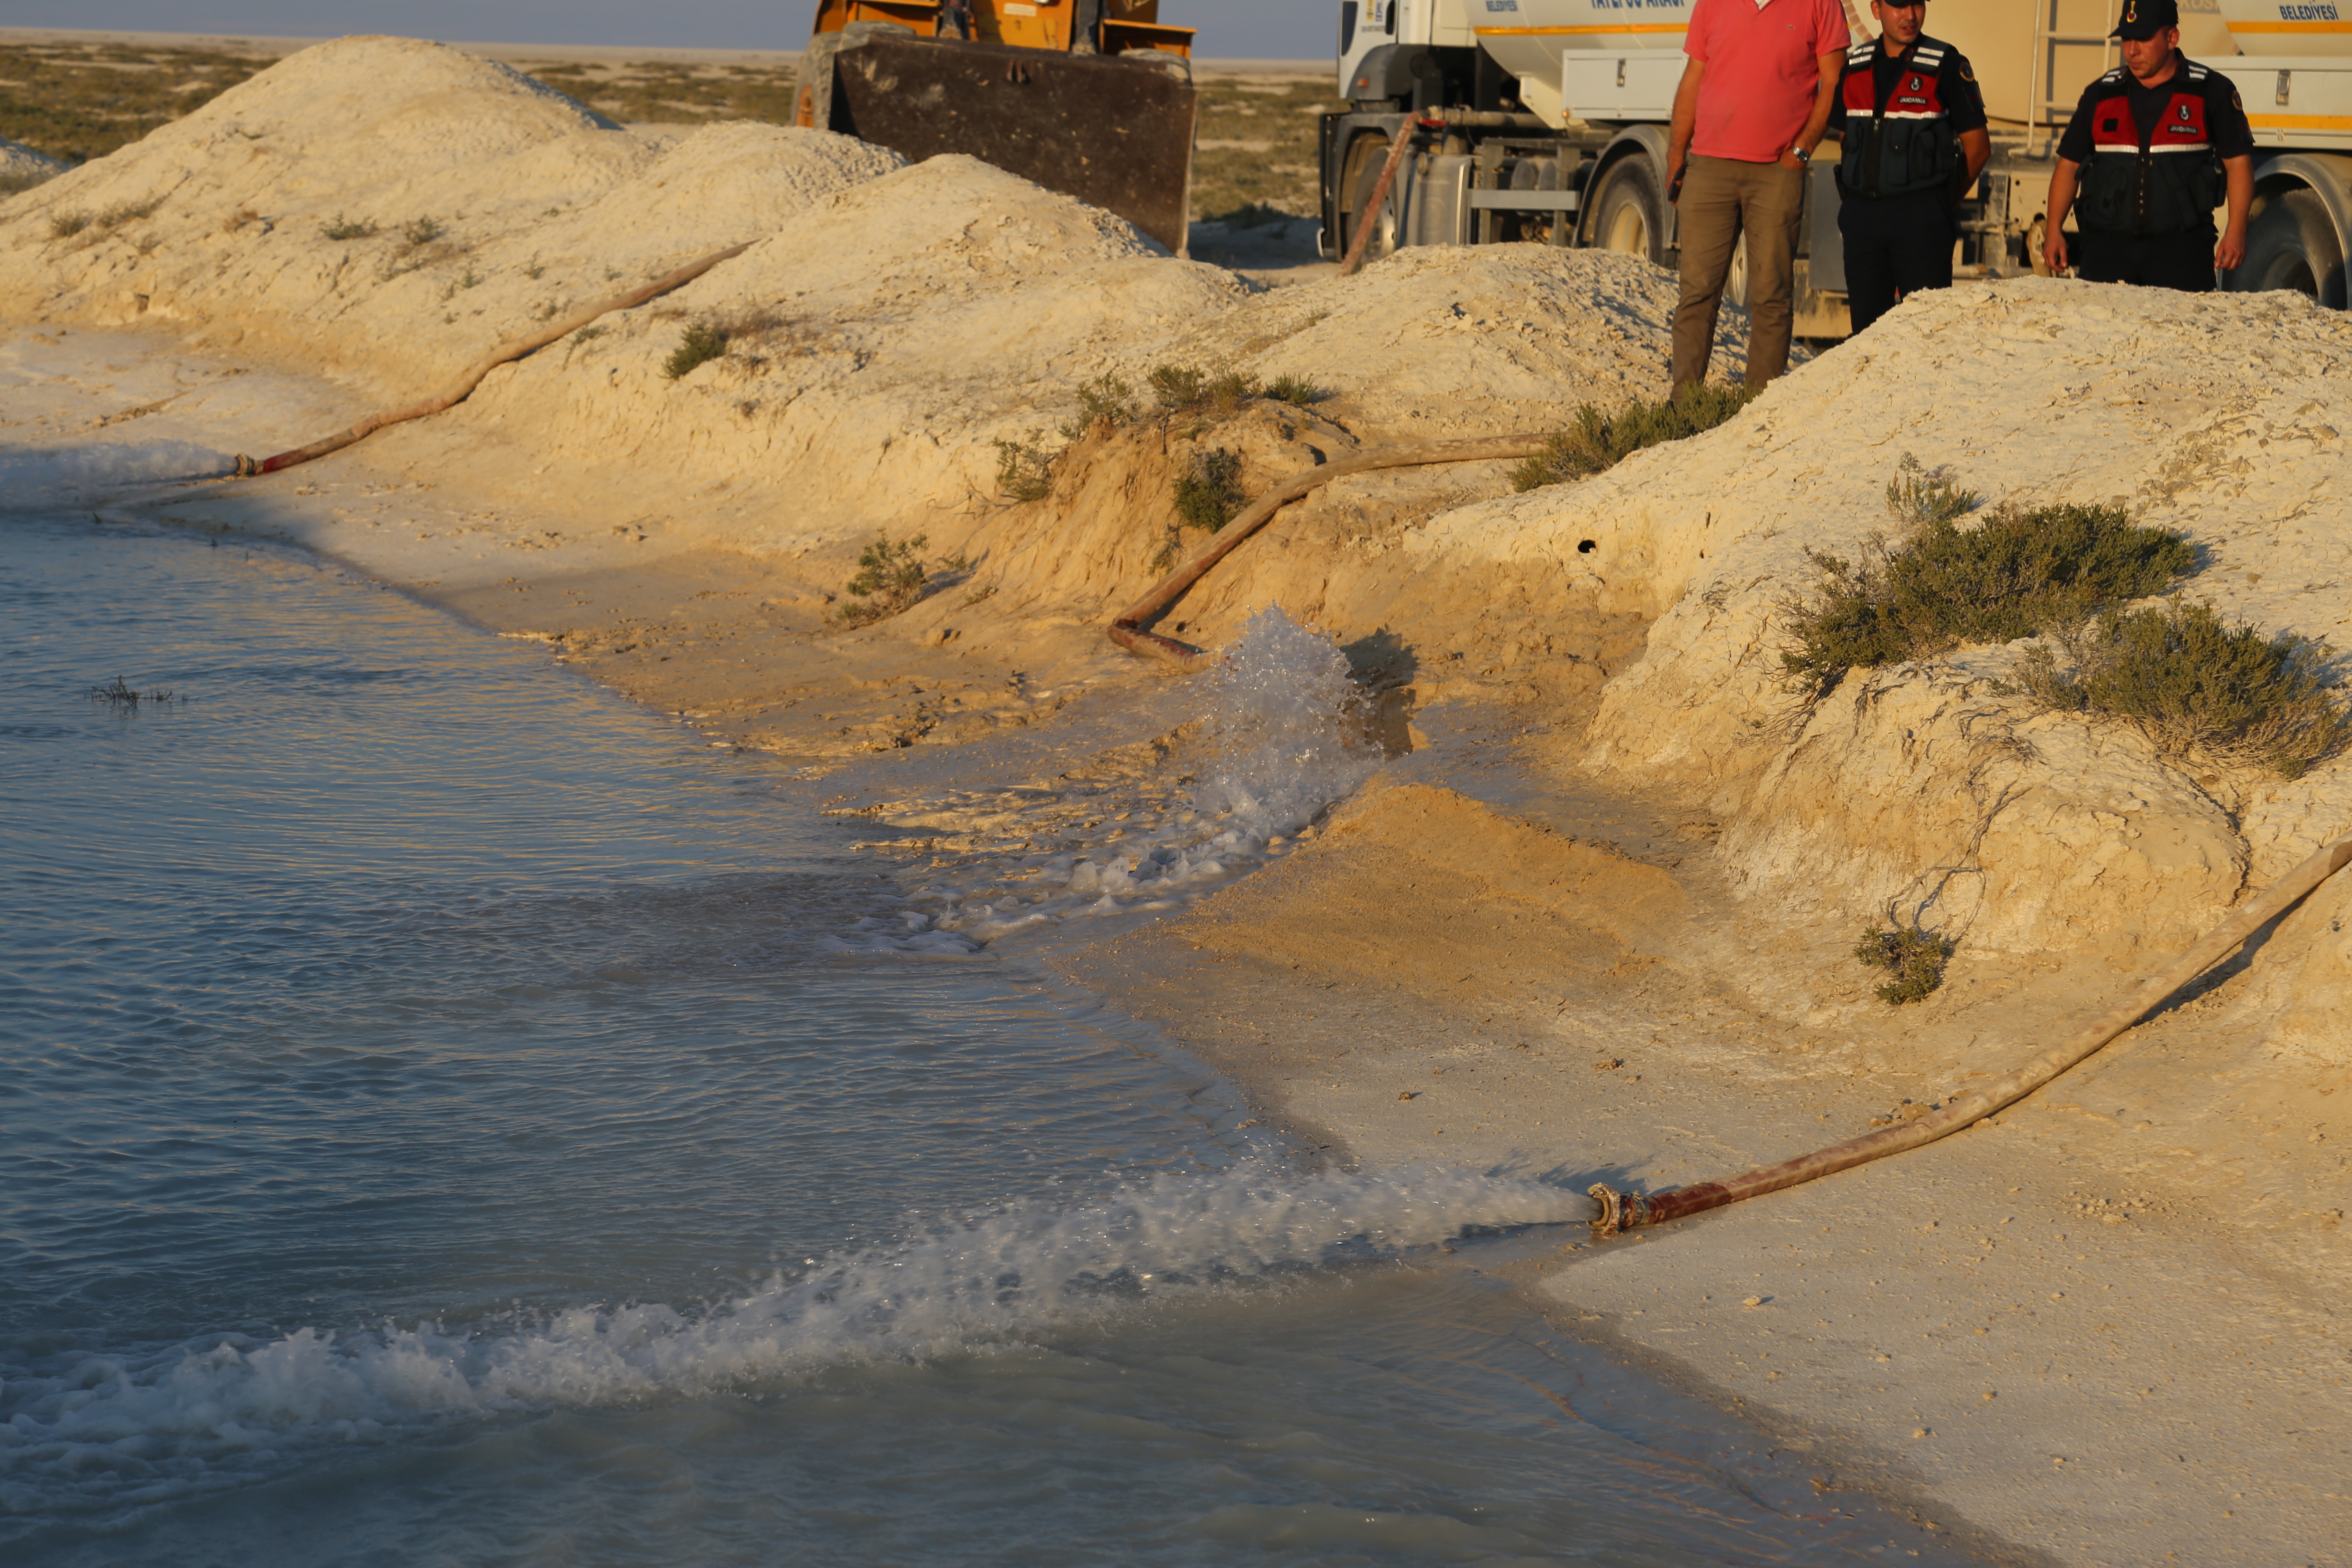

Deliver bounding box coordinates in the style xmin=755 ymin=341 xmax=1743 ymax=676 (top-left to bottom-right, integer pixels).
xmin=828 ymin=34 xmax=1197 ymax=255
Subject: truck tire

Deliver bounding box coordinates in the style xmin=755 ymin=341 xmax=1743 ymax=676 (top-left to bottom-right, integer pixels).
xmin=1588 ymin=155 xmax=1666 ymax=264
xmin=2231 ymin=188 xmax=2347 ymax=306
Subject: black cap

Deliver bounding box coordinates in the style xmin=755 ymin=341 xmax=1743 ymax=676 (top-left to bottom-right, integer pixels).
xmin=2110 ymin=0 xmax=2179 ymax=40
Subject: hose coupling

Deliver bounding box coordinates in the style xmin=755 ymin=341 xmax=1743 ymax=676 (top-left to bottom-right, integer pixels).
xmin=233 ymin=454 xmax=258 ymax=478
xmin=1587 ymin=1183 xmax=1650 ymax=1236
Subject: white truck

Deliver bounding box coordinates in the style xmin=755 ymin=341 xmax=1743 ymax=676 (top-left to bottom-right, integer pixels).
xmin=1317 ymin=0 xmax=2352 ymax=330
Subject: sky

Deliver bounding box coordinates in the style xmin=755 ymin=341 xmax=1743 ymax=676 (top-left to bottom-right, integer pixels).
xmin=2 ymin=1 xmax=1333 ymax=60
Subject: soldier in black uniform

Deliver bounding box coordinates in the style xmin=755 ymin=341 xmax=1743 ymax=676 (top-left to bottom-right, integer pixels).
xmin=1830 ymin=0 xmax=1991 ymax=334
xmin=2042 ymin=0 xmax=2254 ymax=290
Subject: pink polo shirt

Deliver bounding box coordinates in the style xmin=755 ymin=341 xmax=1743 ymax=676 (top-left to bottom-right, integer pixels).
xmin=1684 ymin=0 xmax=1850 ymax=162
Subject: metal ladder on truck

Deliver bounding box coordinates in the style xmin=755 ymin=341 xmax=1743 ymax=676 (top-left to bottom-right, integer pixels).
xmin=2024 ymin=0 xmax=2122 ymax=157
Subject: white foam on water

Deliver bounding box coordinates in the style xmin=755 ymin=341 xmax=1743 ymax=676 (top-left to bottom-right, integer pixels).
xmin=898 ymin=607 xmax=1380 ymax=946
xmin=0 ymin=441 xmax=233 ymax=506
xmin=0 ymin=1166 xmax=1592 ymax=1515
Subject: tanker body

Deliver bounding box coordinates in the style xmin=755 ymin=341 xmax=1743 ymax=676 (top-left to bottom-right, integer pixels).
xmin=1319 ymin=0 xmax=2352 ymax=332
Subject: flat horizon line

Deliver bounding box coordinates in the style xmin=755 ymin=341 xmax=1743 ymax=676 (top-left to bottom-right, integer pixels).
xmin=0 ymin=26 xmax=1329 ymax=74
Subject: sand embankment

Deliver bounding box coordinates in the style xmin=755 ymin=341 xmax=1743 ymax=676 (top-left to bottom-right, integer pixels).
xmin=5 ymin=34 xmax=2349 ymax=1564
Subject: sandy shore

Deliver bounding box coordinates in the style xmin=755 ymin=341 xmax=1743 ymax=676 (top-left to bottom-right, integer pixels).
xmin=6 ymin=34 xmax=2349 ymax=1565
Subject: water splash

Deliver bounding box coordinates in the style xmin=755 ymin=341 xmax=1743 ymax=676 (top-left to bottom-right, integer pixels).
xmin=899 ymin=606 xmax=1379 ymax=946
xmin=1195 ymin=604 xmax=1379 ymax=836
xmin=0 ymin=441 xmax=233 ymax=506
xmin=0 ymin=1167 xmax=1591 ymax=1510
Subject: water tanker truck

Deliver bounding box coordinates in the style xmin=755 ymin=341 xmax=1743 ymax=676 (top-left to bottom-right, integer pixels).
xmin=1321 ymin=0 xmax=2352 ymax=330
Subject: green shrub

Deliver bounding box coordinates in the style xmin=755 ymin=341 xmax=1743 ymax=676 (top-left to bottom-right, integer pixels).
xmin=1856 ymin=924 xmax=1953 ymax=1005
xmin=838 ymin=531 xmax=931 ymax=625
xmin=1172 ymin=448 xmax=1245 ymax=533
xmin=1265 ymin=372 xmax=1323 ymax=407
xmin=398 ymin=216 xmax=444 ymax=247
xmin=1780 ymin=502 xmax=2193 ymax=695
xmin=47 ymin=209 xmax=89 ymax=239
xmin=320 ymin=212 xmax=377 ymax=241
xmin=1883 ymin=451 xmax=1980 ymax=527
xmin=661 ymin=319 xmax=728 ymax=381
xmin=1508 ymin=383 xmax=1755 ymax=491
xmin=2020 ymin=597 xmax=2347 ymax=778
xmin=992 ymin=435 xmax=1054 ymax=502
xmin=1150 ymin=362 xmax=1258 ymax=417
xmin=1060 ymin=371 xmax=1135 ymax=438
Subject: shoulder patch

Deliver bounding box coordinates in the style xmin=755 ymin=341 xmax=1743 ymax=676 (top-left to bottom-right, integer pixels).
xmin=2098 ymin=67 xmax=2125 ymax=84
xmin=2187 ymin=63 xmax=2209 ymax=80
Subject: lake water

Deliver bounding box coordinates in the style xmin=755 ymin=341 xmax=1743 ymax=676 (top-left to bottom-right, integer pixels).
xmin=0 ymin=510 xmax=1966 ymax=1565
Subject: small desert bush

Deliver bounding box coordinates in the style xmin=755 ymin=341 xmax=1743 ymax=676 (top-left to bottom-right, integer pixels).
xmin=1060 ymin=371 xmax=1136 ymax=438
xmin=320 ymin=212 xmax=377 ymax=241
xmin=1509 ymin=383 xmax=1754 ymax=491
xmin=992 ymin=435 xmax=1054 ymax=502
xmin=94 ymin=195 xmax=160 ymax=230
xmin=1151 ymin=362 xmax=1258 ymax=417
xmin=2019 ymin=597 xmax=2348 ymax=778
xmin=1779 ymin=502 xmax=2193 ymax=696
xmin=397 ymin=216 xmax=444 ymax=248
xmin=47 ymin=209 xmax=89 ymax=239
xmin=1856 ymin=924 xmax=1953 ymax=1005
xmin=838 ymin=531 xmax=932 ymax=625
xmin=1172 ymin=448 xmax=1245 ymax=533
xmin=1265 ymin=372 xmax=1323 ymax=407
xmin=661 ymin=319 xmax=729 ymax=381
xmin=1883 ymin=451 xmax=1980 ymax=527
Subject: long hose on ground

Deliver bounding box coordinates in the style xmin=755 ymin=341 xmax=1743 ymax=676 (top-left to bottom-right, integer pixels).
xmin=1102 ymin=432 xmax=2352 ymax=1235
xmin=1588 ymin=833 xmax=2352 ymax=1234
xmin=232 ymin=241 xmax=754 ymax=478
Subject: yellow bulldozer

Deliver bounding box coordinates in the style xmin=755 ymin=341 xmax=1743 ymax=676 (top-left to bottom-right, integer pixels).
xmin=793 ymin=0 xmax=1200 ymax=253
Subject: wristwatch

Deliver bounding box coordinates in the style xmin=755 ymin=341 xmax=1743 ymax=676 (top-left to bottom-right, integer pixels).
xmin=1789 ymin=145 xmax=1813 ymax=164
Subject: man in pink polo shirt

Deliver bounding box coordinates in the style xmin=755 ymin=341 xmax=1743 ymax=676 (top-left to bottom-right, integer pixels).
xmin=1666 ymin=0 xmax=1850 ymax=393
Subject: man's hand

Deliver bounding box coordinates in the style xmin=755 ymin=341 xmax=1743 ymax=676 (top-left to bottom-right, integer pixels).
xmin=2215 ymin=224 xmax=2248 ymax=271
xmin=2043 ymin=157 xmax=2081 ymax=276
xmin=1666 ymin=56 xmax=1703 ymax=206
xmin=1777 ymin=149 xmax=1809 ymax=172
xmin=2043 ymin=224 xmax=2071 ymax=274
xmin=2217 ymin=153 xmax=2254 ymax=274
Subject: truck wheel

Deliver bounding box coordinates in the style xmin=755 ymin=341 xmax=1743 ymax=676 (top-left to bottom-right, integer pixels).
xmin=1588 ymin=156 xmax=1666 ymax=264
xmin=2231 ymin=188 xmax=2347 ymax=306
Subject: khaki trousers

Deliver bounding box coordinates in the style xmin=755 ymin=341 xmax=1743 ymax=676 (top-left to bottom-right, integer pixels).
xmin=1670 ymin=154 xmax=1804 ymax=393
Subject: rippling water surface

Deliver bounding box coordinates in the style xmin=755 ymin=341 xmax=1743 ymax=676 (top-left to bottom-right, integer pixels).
xmin=1 ymin=514 xmax=1966 ymax=1565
